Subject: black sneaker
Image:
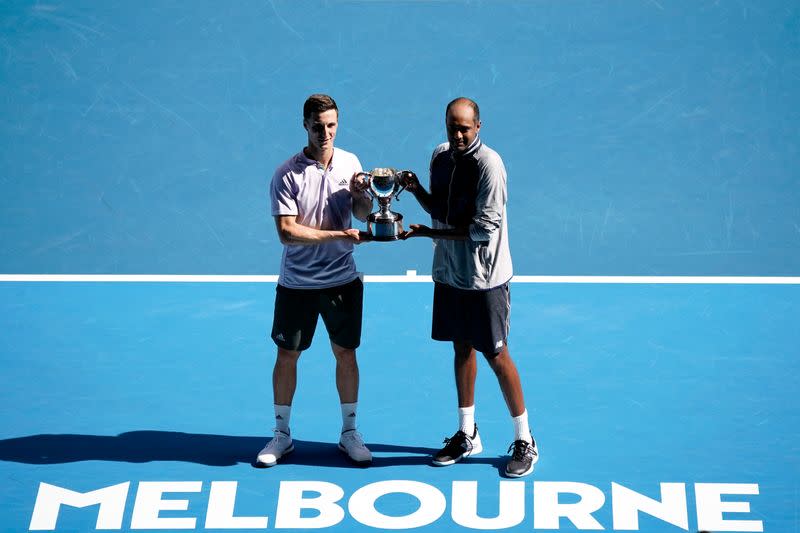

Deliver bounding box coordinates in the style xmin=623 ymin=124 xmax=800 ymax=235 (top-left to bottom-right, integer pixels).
xmin=505 ymin=436 xmax=538 ymax=477
xmin=432 ymin=424 xmax=483 ymax=466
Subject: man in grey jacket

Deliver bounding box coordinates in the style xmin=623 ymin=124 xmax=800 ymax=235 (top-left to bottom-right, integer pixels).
xmin=402 ymin=97 xmax=538 ymax=477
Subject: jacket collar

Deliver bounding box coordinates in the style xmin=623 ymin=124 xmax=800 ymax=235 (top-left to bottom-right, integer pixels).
xmin=450 ymin=136 xmax=482 ymax=160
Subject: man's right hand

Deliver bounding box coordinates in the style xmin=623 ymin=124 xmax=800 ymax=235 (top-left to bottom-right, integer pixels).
xmin=399 ymin=171 xmax=421 ymax=193
xmin=350 ymin=172 xmax=371 ymax=195
xmin=342 ymin=228 xmax=365 ymax=243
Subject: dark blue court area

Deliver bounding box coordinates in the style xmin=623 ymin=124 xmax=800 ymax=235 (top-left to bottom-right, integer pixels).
xmin=1 ymin=1 xmax=799 ymax=532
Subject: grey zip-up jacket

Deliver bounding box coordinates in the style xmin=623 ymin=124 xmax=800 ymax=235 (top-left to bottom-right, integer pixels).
xmin=428 ymin=138 xmax=513 ymax=290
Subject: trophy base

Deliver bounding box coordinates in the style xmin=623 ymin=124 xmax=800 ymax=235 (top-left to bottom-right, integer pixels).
xmin=367 ymin=212 xmax=404 ymax=241
xmin=369 ymin=234 xmax=402 ymax=242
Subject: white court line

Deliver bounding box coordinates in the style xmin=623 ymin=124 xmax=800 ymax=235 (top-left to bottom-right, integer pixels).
xmin=0 ymin=272 xmax=799 ymax=284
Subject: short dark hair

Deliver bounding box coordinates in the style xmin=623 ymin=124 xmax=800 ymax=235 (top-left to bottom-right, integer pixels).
xmin=446 ymin=97 xmax=480 ymax=122
xmin=303 ymin=94 xmax=338 ymax=120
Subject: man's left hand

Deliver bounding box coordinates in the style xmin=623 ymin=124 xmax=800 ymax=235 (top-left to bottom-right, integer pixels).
xmin=401 ymin=223 xmax=432 ymax=239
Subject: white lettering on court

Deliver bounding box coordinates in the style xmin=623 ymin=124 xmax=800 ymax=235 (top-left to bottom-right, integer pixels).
xmin=695 ymin=483 xmax=763 ymax=532
xmin=451 ymin=480 xmax=525 ymax=529
xmin=205 ymin=481 xmax=269 ymax=529
xmin=533 ymin=481 xmax=605 ymax=530
xmin=611 ymin=482 xmax=688 ymax=530
xmin=130 ymin=481 xmax=202 ymax=529
xmin=274 ymin=481 xmax=345 ymax=529
xmin=29 ymin=482 xmax=130 ymax=531
xmin=27 ymin=479 xmax=765 ymax=531
xmin=348 ymin=480 xmax=446 ymax=529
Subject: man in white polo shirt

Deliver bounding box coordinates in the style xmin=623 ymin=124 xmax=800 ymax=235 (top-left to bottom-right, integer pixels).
xmin=256 ymin=94 xmax=374 ymax=467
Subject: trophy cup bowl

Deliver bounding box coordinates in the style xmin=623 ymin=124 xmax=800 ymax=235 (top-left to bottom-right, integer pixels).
xmin=356 ymin=167 xmax=409 ymax=241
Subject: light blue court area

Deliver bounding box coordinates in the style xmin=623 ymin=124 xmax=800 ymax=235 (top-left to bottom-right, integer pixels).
xmin=0 ymin=281 xmax=798 ymax=532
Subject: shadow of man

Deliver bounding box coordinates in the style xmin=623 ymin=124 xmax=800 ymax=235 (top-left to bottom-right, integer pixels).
xmin=0 ymin=431 xmax=487 ymax=469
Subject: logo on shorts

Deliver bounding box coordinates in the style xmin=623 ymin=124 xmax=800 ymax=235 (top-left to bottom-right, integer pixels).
xmin=275 ymin=333 xmax=285 ymax=342
xmin=495 ymin=340 xmax=504 ymax=349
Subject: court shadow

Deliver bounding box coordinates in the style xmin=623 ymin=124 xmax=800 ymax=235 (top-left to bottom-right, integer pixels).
xmin=0 ymin=431 xmax=450 ymax=469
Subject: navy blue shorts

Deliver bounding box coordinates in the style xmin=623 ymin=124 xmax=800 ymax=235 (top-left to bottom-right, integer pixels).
xmin=431 ymin=281 xmax=511 ymax=356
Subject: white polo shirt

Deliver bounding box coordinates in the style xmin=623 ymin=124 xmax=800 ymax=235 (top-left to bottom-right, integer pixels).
xmin=270 ymin=147 xmax=363 ymax=289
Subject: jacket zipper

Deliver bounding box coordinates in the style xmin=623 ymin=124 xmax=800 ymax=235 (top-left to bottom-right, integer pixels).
xmin=446 ymin=162 xmax=456 ymax=226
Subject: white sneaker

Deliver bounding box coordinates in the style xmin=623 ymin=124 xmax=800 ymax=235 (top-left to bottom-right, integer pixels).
xmin=338 ymin=429 xmax=372 ymax=466
xmin=255 ymin=430 xmax=293 ymax=467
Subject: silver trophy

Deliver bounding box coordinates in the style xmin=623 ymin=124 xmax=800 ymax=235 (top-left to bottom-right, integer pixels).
xmin=355 ymin=168 xmax=411 ymax=241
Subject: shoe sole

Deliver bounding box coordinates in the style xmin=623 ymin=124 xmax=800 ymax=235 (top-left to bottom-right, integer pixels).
xmin=338 ymin=443 xmax=372 ymax=466
xmin=255 ymin=444 xmax=294 ymax=468
xmin=431 ymin=442 xmax=483 ymax=466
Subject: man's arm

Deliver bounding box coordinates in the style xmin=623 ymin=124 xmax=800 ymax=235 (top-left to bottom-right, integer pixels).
xmin=275 ymin=215 xmax=362 ymax=245
xmin=400 ymin=171 xmax=434 ymax=214
xmin=467 ymin=155 xmax=506 ymax=243
xmin=352 ymin=193 xmax=372 ymax=222
xmin=404 ymin=156 xmax=506 ymax=242
xmin=403 ymin=223 xmax=468 ymax=240
xmin=400 ymin=170 xmax=466 ymax=240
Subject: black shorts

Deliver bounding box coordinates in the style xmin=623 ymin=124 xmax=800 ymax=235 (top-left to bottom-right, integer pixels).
xmin=271 ymin=278 xmax=363 ymax=351
xmin=432 ymin=281 xmax=511 ymax=356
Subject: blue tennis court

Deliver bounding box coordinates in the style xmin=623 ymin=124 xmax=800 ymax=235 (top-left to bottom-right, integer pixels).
xmin=1 ymin=281 xmax=798 ymax=532
xmin=2 ymin=1 xmax=799 ymax=532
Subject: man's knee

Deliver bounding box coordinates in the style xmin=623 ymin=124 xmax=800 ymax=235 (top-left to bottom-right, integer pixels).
xmin=331 ymin=343 xmax=357 ymax=363
xmin=276 ymin=347 xmax=301 ymax=364
xmin=484 ymin=345 xmax=511 ymax=371
xmin=453 ymin=341 xmax=474 ymax=360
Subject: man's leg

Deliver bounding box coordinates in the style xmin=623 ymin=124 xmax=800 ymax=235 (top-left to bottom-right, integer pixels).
xmin=484 ymin=345 xmax=538 ymax=477
xmin=431 ymin=340 xmax=483 ymax=466
xmin=331 ymin=341 xmax=358 ymax=405
xmin=330 ymin=342 xmax=371 ymax=465
xmin=321 ymin=280 xmax=371 ymax=465
xmin=320 ymin=279 xmax=363 ymax=411
xmin=257 ymin=349 xmax=302 ymax=468
xmin=484 ymin=345 xmax=525 ymax=417
xmin=257 ymin=285 xmax=317 ymax=467
xmin=454 ymin=340 xmax=477 ymax=409
xmin=269 ymin=283 xmax=318 ymax=429
xmin=273 ymin=347 xmax=301 ymax=406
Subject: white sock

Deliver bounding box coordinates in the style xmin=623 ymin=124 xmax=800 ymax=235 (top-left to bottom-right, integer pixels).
xmin=458 ymin=405 xmax=476 ymax=434
xmin=274 ymin=404 xmax=291 ymax=435
xmin=341 ymin=402 xmax=357 ymax=432
xmin=512 ymin=409 xmax=532 ymax=443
